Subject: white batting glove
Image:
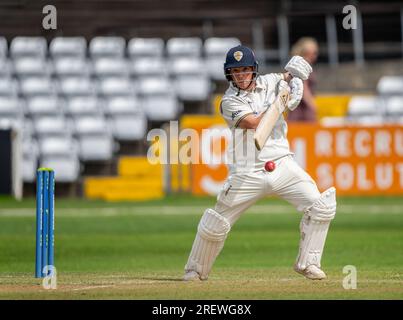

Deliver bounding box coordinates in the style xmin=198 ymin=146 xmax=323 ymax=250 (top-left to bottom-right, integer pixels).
xmin=275 ymin=80 xmax=290 ymax=114
xmin=285 ymin=56 xmax=312 ymax=80
xmin=288 ymin=77 xmax=303 ymax=111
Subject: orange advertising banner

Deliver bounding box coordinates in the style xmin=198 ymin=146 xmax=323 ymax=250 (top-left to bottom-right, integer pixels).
xmin=182 ymin=115 xmax=403 ymax=196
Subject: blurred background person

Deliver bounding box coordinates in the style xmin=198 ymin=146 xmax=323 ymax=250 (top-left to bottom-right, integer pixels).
xmin=287 ymin=37 xmax=319 ymax=122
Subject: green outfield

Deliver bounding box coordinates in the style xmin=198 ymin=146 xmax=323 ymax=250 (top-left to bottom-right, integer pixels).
xmin=0 ymin=195 xmax=402 ymax=299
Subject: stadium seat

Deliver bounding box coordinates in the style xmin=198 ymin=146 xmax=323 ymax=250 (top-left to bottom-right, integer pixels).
xmin=204 ymin=37 xmax=241 ymax=57
xmin=128 ymin=38 xmax=164 ymax=58
xmin=0 ymin=37 xmax=7 ymax=58
xmin=40 ymin=154 xmax=80 ymax=182
xmin=97 ymin=77 xmax=135 ymax=97
xmin=109 ymin=114 xmax=147 ymax=141
xmin=348 ymin=96 xmax=378 ymax=116
xmin=52 ymin=57 xmax=91 ymax=77
xmin=169 ymin=57 xmax=205 ymax=76
xmin=13 ymin=57 xmax=51 ymax=77
xmin=25 ymin=96 xmax=62 ymax=117
xmin=169 ymin=58 xmax=210 ymax=101
xmin=89 ymin=37 xmax=126 ymax=59
xmin=19 ymin=77 xmax=55 ymax=97
xmin=58 ymin=77 xmax=96 ymax=97
xmin=103 ymin=96 xmax=142 ymax=115
xmin=173 ymin=75 xmax=210 ymax=101
xmin=34 ymin=116 xmax=71 ymax=137
xmin=351 ymin=115 xmax=385 ymax=126
xmin=167 ymin=37 xmax=202 ymax=58
xmin=10 ymin=37 xmax=47 ymax=58
xmin=377 ymin=76 xmax=403 ymax=95
xmin=141 ymin=94 xmax=181 ymax=121
xmin=130 ymin=57 xmax=168 ymax=77
xmin=137 ymin=77 xmax=172 ymax=95
xmin=49 ymin=37 xmax=87 ymax=58
xmin=22 ymin=137 xmax=39 ymax=183
xmin=0 ymin=97 xmax=23 ymax=119
xmin=93 ymin=58 xmax=129 ymax=78
xmin=73 ymin=116 xmax=114 ymax=161
xmin=38 ymin=136 xmax=79 ymax=156
xmin=384 ymin=96 xmax=403 ymax=116
xmin=65 ymin=96 xmax=101 ymax=117
xmin=0 ymin=78 xmax=19 ymax=97
xmin=0 ymin=59 xmax=12 ymax=78
xmin=73 ymin=115 xmax=110 ymax=135
xmin=204 ymin=38 xmax=241 ymax=80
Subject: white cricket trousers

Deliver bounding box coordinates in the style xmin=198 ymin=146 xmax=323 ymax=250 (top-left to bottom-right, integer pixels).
xmin=214 ymin=155 xmax=321 ymax=226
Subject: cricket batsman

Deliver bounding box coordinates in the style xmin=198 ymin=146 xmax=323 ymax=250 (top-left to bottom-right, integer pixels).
xmin=183 ymin=45 xmax=337 ymax=281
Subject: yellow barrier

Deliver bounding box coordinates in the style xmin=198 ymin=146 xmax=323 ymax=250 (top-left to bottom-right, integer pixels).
xmin=84 ymin=156 xmax=164 ymax=201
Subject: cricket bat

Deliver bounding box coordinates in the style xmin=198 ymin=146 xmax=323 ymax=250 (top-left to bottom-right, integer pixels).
xmin=254 ymin=87 xmax=290 ymax=151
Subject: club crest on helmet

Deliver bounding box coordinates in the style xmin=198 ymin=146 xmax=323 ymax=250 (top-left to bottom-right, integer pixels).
xmin=233 ymin=51 xmax=243 ymax=61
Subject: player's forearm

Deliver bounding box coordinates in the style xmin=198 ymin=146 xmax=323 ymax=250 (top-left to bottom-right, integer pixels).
xmin=302 ymin=83 xmax=317 ymax=110
xmin=238 ymin=113 xmax=265 ymax=130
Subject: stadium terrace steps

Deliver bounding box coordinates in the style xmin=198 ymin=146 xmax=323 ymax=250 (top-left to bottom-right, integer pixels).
xmin=84 ymin=156 xmax=164 ymax=201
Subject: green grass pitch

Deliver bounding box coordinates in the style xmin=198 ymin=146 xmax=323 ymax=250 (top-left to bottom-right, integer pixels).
xmin=0 ymin=195 xmax=402 ymax=299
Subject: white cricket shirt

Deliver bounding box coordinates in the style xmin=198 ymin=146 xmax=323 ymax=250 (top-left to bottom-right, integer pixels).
xmin=220 ymin=73 xmax=293 ymax=173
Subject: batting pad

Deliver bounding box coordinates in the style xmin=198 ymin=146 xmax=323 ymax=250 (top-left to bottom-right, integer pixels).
xmin=295 ymin=187 xmax=337 ymax=270
xmin=184 ymin=208 xmax=231 ymax=280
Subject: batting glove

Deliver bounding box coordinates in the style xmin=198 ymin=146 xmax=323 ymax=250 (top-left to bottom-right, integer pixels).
xmin=285 ymin=56 xmax=312 ymax=80
xmin=288 ymin=77 xmax=303 ymax=111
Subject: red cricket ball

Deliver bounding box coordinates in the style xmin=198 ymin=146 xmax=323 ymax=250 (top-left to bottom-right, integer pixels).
xmin=265 ymin=161 xmax=276 ymax=172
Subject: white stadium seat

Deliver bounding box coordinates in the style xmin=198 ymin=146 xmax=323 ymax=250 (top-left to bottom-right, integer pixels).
xmin=58 ymin=77 xmax=96 ymax=97
xmin=50 ymin=37 xmax=87 ymax=58
xmin=77 ymin=135 xmax=114 ymax=162
xmin=169 ymin=57 xmax=206 ymax=76
xmin=25 ymin=96 xmax=62 ymax=117
xmin=38 ymin=136 xmax=79 ymax=156
xmin=10 ymin=37 xmax=47 ymax=58
xmin=167 ymin=37 xmax=202 ymax=58
xmin=377 ymin=76 xmax=403 ymax=96
xmin=168 ymin=58 xmax=210 ymax=101
xmin=89 ymin=37 xmax=126 ymax=58
xmin=141 ymin=94 xmax=181 ymax=121
xmin=385 ymin=96 xmax=403 ymax=116
xmin=40 ymin=154 xmax=80 ymax=182
xmin=34 ymin=116 xmax=71 ymax=137
xmin=348 ymin=96 xmax=378 ymax=116
xmin=103 ymin=96 xmax=142 ymax=115
xmin=137 ymin=77 xmax=172 ymax=95
xmin=204 ymin=37 xmax=241 ymax=57
xmin=73 ymin=115 xmax=110 ymax=135
xmin=0 ymin=37 xmax=7 ymax=58
xmin=65 ymin=96 xmax=101 ymax=116
xmin=97 ymin=77 xmax=134 ymax=97
xmin=0 ymin=59 xmax=12 ymax=77
xmin=0 ymin=97 xmax=23 ymax=118
xmin=73 ymin=116 xmax=114 ymax=161
xmin=204 ymin=38 xmax=240 ymax=80
xmin=93 ymin=58 xmax=129 ymax=78
xmin=110 ymin=114 xmax=147 ymax=141
xmin=0 ymin=78 xmax=19 ymax=97
xmin=53 ymin=57 xmax=91 ymax=77
xmin=173 ymin=75 xmax=210 ymax=101
xmin=128 ymin=38 xmax=164 ymax=58
xmin=13 ymin=57 xmax=51 ymax=77
xmin=22 ymin=137 xmax=39 ymax=183
xmin=19 ymin=77 xmax=55 ymax=97
xmin=130 ymin=57 xmax=168 ymax=77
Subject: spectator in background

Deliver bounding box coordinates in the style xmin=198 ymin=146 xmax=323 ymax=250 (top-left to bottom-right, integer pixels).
xmin=287 ymin=37 xmax=319 ymax=122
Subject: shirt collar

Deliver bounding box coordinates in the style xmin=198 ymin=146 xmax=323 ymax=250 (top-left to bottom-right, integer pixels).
xmin=229 ymin=75 xmax=264 ymax=97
